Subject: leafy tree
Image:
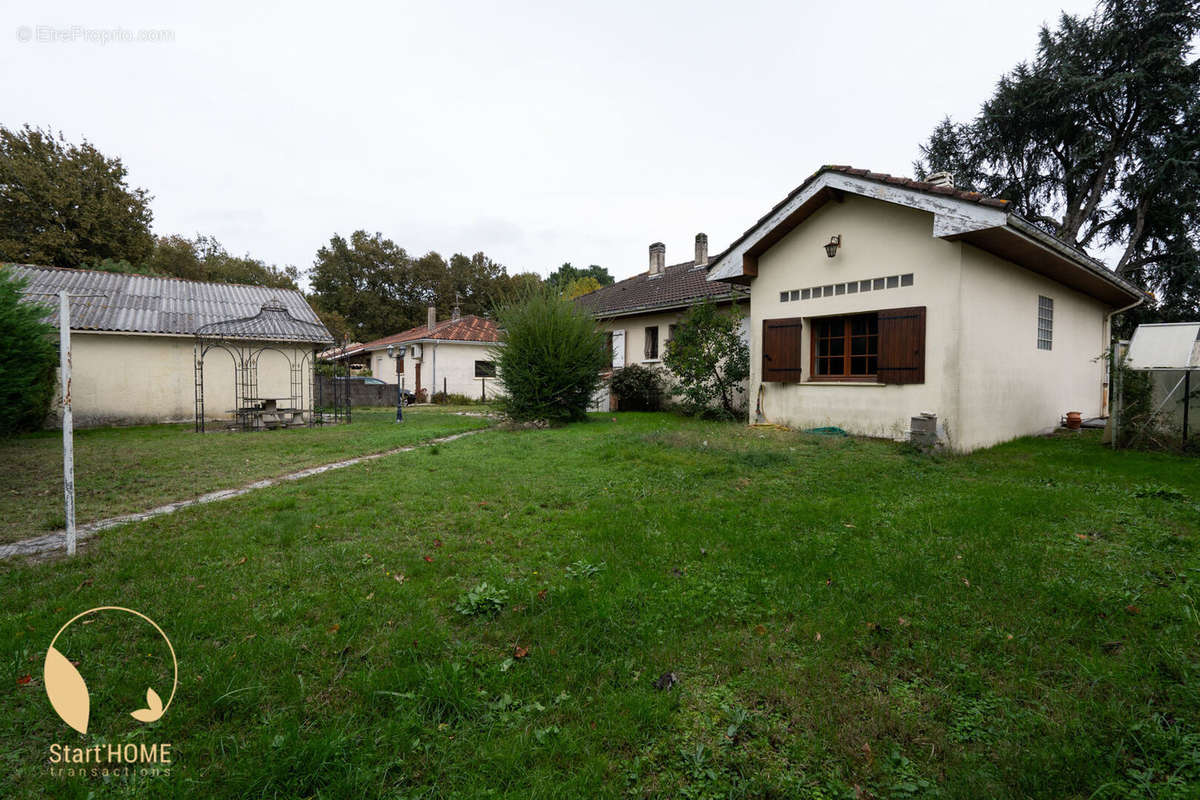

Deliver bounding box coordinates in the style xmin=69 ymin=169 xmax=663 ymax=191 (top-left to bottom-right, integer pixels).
xmin=546 ymin=263 xmax=614 ymax=295
xmin=563 ymin=276 xmax=603 ymax=299
xmin=0 ymin=268 xmax=57 ymax=434
xmin=309 ymin=230 xmax=523 ymax=341
xmin=663 ymin=300 xmax=749 ymax=418
xmin=309 ymin=231 xmax=420 ymax=341
xmin=0 ymin=125 xmax=154 ymax=268
xmin=914 ymin=0 xmax=1200 ymax=322
xmin=140 ymin=234 xmax=299 ymax=289
xmin=491 ymin=287 xmax=608 ymax=423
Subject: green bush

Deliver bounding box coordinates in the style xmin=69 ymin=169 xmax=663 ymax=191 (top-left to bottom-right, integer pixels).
xmin=491 ymin=288 xmax=608 ymax=423
xmin=663 ymin=299 xmax=750 ymax=418
xmin=433 ymin=392 xmax=479 ymax=406
xmin=608 ymin=364 xmax=663 ymax=411
xmin=0 ymin=268 xmax=57 ymax=435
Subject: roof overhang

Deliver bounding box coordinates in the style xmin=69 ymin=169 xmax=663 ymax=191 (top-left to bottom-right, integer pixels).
xmin=706 ymin=168 xmax=1144 ymax=308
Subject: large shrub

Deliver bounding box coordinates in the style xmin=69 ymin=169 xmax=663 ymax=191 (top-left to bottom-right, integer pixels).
xmin=663 ymin=299 xmax=750 ymax=418
xmin=0 ymin=268 xmax=57 ymax=435
xmin=491 ymin=289 xmax=608 ymax=423
xmin=608 ymin=364 xmax=664 ymax=411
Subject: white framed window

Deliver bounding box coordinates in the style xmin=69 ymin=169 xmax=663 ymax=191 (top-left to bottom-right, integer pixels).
xmin=1037 ymin=295 xmax=1053 ymax=350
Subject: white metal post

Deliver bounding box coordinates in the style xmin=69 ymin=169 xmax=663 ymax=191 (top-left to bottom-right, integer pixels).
xmin=59 ymin=290 xmax=76 ymax=555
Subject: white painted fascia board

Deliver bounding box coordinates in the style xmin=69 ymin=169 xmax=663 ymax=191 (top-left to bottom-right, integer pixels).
xmin=706 ymin=171 xmax=1008 ymax=283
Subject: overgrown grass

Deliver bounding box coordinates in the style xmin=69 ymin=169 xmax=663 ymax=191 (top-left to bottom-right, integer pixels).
xmin=0 ymin=407 xmax=492 ymax=543
xmin=2 ymin=414 xmax=1198 ymax=798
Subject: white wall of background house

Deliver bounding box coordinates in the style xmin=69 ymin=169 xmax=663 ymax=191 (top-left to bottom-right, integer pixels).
xmin=366 ymin=341 xmax=499 ymax=401
xmin=54 ymin=333 xmax=314 ymax=426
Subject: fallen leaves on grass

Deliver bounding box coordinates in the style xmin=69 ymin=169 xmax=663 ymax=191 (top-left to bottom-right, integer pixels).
xmin=423 ymin=556 xmax=434 ymax=563
xmin=327 ymin=624 xmax=340 ymax=634
xmin=17 ymin=675 xmax=31 ymax=685
xmin=513 ymin=645 xmax=529 ymax=659
xmin=537 ymin=588 xmax=548 ymax=601
xmin=1126 ymin=605 xmax=1141 ymax=615
xmin=393 ymin=574 xmax=407 ymax=584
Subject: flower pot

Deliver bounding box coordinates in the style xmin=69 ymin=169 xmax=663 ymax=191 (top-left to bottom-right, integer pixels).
xmin=1065 ymin=411 xmax=1082 ymax=430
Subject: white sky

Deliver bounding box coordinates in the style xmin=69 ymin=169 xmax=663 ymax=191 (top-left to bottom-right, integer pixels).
xmin=2 ymin=0 xmax=1101 ymax=283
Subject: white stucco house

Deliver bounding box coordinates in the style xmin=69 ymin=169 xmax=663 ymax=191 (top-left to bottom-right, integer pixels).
xmin=706 ymin=165 xmax=1146 ymax=451
xmin=342 ymin=307 xmax=501 ymax=402
xmin=576 ymin=233 xmax=750 ymax=410
xmin=8 ymin=264 xmax=333 ymax=428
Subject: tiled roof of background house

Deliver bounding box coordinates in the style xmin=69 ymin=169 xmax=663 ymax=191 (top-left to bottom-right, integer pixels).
xmin=575 ymin=259 xmax=748 ymax=317
xmin=6 ymin=263 xmax=333 ymax=343
xmin=358 ymin=314 xmax=499 ymax=351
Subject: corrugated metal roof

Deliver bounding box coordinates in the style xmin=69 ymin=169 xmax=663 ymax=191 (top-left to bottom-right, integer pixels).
xmin=7 ymin=264 xmax=333 ymax=344
xmin=1126 ymin=322 xmax=1200 ymax=370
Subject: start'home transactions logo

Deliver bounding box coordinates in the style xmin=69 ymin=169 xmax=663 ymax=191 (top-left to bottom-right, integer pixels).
xmin=43 ymin=606 xmax=177 ymax=778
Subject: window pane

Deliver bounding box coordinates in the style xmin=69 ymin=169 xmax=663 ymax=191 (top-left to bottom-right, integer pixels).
xmin=780 ymin=291 xmax=789 ymax=302
xmin=827 ymin=337 xmax=844 ymax=356
xmin=860 ymin=280 xmax=872 ymax=292
xmin=901 ymin=273 xmax=914 ymax=286
xmin=867 ymin=356 xmax=877 ymax=374
xmin=851 ymin=356 xmax=868 ymax=375
xmin=873 ymin=278 xmax=885 ymax=290
xmin=887 ymin=275 xmax=900 ymax=288
xmin=835 ymin=283 xmax=846 ymax=295
xmin=851 ymin=336 xmax=868 ymax=355
xmin=801 ymin=288 xmax=810 ymax=300
xmin=790 ymin=290 xmax=800 ymax=301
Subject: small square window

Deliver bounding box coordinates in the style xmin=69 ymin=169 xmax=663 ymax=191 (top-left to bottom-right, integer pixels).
xmin=860 ymin=280 xmax=872 ymax=292
xmin=780 ymin=291 xmax=789 ymax=302
xmin=846 ymin=282 xmax=858 ymax=294
xmin=801 ymin=288 xmax=811 ymax=300
xmin=886 ymin=275 xmax=900 ymax=288
xmin=835 ymin=283 xmax=846 ymax=295
xmin=900 ymin=273 xmax=914 ymax=286
xmin=873 ymin=278 xmax=885 ymax=290
xmin=790 ymin=289 xmax=800 ymax=301
xmin=823 ymin=285 xmax=834 ymax=297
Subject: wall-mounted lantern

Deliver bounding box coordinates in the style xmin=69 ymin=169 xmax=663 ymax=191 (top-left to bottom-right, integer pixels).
xmin=824 ymin=235 xmax=842 ymax=258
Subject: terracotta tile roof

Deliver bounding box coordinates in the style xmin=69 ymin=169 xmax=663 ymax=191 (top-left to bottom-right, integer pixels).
xmin=823 ymin=165 xmax=1011 ymax=208
xmin=359 ymin=314 xmax=499 ymax=351
xmin=575 ymin=259 xmax=748 ymax=317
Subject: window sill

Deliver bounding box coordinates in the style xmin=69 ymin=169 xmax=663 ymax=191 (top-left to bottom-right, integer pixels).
xmin=803 ymin=380 xmax=885 ymax=386
xmin=641 ymin=359 xmax=662 ymax=364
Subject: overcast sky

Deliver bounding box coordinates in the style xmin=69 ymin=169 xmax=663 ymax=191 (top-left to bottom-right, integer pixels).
xmin=2 ymin=0 xmax=1101 ymax=283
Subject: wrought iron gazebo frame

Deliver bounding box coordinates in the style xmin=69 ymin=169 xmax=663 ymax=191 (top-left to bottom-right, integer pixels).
xmin=193 ymin=300 xmax=344 ymax=432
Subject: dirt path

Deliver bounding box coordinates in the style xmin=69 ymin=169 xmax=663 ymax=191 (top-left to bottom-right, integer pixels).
xmin=0 ymin=427 xmax=489 ymax=562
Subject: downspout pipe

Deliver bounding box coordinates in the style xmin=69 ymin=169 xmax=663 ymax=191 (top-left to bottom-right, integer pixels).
xmin=1103 ymin=294 xmax=1146 ymax=415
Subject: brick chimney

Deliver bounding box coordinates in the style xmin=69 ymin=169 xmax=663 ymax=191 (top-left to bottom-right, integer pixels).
xmin=694 ymin=233 xmax=708 ymax=267
xmin=927 ymin=171 xmax=954 ymax=189
xmin=427 ymin=305 xmax=436 ymax=331
xmin=648 ymin=242 xmax=665 ymax=276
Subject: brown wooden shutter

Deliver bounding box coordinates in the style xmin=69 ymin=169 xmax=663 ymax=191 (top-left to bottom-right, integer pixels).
xmin=876 ymin=306 xmax=926 ymax=384
xmin=761 ymin=317 xmax=804 ymax=382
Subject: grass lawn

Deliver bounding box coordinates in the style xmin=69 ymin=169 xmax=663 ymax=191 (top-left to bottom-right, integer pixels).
xmin=0 ymin=407 xmax=493 ymax=544
xmin=2 ymin=413 xmax=1199 ymax=798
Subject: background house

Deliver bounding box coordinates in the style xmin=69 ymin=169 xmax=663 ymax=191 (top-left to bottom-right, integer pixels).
xmin=9 ymin=264 xmax=333 ymax=427
xmin=576 ymin=233 xmax=749 ymax=409
xmin=707 ymin=166 xmax=1145 ymax=451
xmin=344 ymin=306 xmax=500 ymax=402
